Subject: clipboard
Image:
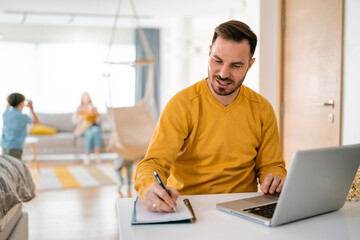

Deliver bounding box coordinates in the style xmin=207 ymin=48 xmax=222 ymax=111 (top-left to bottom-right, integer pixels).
xmin=131 ymin=197 xmax=196 ymax=225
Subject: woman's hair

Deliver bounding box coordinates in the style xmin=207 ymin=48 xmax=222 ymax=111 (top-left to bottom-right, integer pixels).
xmin=211 ymin=20 xmax=258 ymax=59
xmin=7 ymin=93 xmax=25 ymax=107
xmin=81 ymin=92 xmax=92 ymax=106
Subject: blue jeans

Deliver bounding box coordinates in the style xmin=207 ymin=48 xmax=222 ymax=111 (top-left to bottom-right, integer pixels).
xmin=83 ymin=125 xmax=101 ymax=153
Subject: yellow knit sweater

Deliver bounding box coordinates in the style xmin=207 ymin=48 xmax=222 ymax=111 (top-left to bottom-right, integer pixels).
xmin=134 ymin=78 xmax=286 ymax=197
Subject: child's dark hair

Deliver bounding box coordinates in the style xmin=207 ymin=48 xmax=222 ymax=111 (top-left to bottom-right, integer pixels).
xmin=7 ymin=93 xmax=25 ymax=107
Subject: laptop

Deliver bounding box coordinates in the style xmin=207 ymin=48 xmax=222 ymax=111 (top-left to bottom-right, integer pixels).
xmin=216 ymin=144 xmax=360 ymax=227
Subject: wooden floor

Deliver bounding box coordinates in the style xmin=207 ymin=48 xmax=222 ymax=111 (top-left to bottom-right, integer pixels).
xmin=23 ymin=161 xmax=135 ymax=240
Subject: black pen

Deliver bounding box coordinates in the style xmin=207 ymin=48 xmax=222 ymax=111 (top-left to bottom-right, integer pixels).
xmin=153 ymin=171 xmax=176 ymax=212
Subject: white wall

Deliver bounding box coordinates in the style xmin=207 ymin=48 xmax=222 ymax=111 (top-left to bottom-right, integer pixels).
xmin=259 ymin=0 xmax=278 ymax=109
xmin=342 ymin=0 xmax=360 ymax=144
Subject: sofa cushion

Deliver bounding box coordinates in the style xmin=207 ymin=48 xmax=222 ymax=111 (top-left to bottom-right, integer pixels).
xmin=31 ymin=132 xmax=76 ymax=148
xmin=36 ymin=112 xmax=74 ymax=132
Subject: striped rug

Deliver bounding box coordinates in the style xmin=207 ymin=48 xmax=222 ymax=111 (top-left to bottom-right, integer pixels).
xmin=30 ymin=164 xmax=119 ymax=191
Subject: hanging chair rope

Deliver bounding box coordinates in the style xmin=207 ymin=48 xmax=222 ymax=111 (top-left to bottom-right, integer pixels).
xmin=105 ymin=0 xmax=158 ymax=160
xmin=106 ymin=0 xmax=123 ymax=63
xmin=129 ymin=0 xmax=153 ymax=60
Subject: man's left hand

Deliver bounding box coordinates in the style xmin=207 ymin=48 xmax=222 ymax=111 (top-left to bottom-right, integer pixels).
xmin=260 ymin=174 xmax=285 ymax=194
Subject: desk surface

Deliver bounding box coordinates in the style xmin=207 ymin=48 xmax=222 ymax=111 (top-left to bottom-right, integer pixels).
xmin=25 ymin=136 xmax=39 ymax=144
xmin=116 ymin=193 xmax=360 ymax=240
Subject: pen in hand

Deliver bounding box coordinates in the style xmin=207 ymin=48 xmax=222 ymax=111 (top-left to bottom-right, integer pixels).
xmin=153 ymin=171 xmax=177 ymax=212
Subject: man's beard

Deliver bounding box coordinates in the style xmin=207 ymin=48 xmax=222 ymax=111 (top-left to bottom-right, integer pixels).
xmin=208 ymin=72 xmax=245 ymax=96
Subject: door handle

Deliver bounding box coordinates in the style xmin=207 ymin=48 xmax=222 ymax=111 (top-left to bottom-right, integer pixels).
xmin=312 ymin=99 xmax=334 ymax=108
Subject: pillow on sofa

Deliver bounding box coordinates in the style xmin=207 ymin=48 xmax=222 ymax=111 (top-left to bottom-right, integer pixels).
xmin=30 ymin=124 xmax=57 ymax=135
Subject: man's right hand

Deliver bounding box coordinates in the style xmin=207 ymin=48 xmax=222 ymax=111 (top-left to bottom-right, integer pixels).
xmin=143 ymin=183 xmax=179 ymax=213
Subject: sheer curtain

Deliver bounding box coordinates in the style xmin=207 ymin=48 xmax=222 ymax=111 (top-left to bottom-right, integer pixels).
xmin=134 ymin=28 xmax=160 ymax=111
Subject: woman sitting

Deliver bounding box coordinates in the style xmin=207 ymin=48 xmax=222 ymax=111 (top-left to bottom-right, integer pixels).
xmin=73 ymin=92 xmax=101 ymax=165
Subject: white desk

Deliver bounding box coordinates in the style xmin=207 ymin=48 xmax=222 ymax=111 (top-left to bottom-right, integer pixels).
xmin=116 ymin=193 xmax=360 ymax=240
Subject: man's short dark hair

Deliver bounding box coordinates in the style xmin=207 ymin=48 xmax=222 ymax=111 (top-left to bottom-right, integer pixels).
xmin=7 ymin=93 xmax=25 ymax=107
xmin=212 ymin=20 xmax=258 ymax=59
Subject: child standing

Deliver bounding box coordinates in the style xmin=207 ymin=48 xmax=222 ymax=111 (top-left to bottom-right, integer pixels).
xmin=1 ymin=93 xmax=39 ymax=159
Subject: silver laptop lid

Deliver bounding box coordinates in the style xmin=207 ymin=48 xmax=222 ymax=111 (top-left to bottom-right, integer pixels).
xmin=271 ymin=144 xmax=360 ymax=226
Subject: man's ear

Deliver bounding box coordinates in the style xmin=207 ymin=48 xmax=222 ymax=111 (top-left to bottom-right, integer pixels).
xmin=209 ymin=45 xmax=212 ymax=56
xmin=248 ymin=58 xmax=256 ymax=70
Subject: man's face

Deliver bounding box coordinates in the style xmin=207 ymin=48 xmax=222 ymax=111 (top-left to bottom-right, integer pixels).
xmin=208 ymin=37 xmax=255 ymax=101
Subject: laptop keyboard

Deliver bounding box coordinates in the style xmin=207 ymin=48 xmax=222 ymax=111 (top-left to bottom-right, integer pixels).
xmin=244 ymin=203 xmax=277 ymax=219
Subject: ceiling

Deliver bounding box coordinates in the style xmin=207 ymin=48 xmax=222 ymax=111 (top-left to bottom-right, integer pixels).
xmin=0 ymin=0 xmax=247 ymax=28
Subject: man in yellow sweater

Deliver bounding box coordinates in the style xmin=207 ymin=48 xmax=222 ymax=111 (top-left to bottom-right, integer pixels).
xmin=134 ymin=20 xmax=287 ymax=212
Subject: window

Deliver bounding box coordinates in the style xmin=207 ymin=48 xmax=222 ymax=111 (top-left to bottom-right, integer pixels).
xmin=0 ymin=42 xmax=135 ymax=129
